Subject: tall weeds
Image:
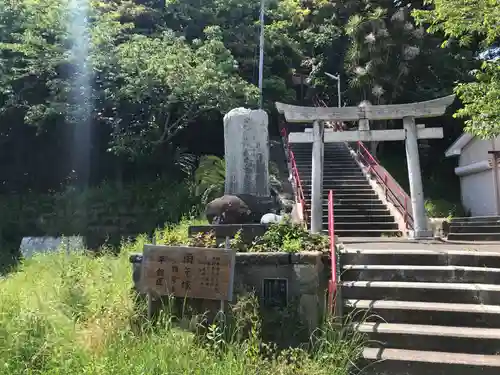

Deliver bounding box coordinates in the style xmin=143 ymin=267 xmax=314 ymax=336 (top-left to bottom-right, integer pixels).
xmin=0 ymin=225 xmax=364 ymax=375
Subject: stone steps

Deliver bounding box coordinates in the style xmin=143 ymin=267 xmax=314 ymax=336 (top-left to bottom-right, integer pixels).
xmin=452 ymin=216 xmax=500 ymax=224
xmin=299 ymin=172 xmax=366 ymax=177
xmin=305 ymin=181 xmax=372 ymax=186
xmin=304 ymin=193 xmax=378 ymax=200
xmin=325 ymin=215 xmax=395 ymax=222
xmin=304 ymin=186 xmax=374 ymax=192
xmin=345 ymin=300 xmax=500 ymax=328
xmin=343 ymin=280 xmax=500 ymax=304
xmin=333 ymin=222 xmax=399 ymax=230
xmin=355 ymin=322 xmax=500 ymax=354
xmin=342 ymin=264 xmax=500 ymax=284
xmin=323 ymin=229 xmax=401 ymax=237
xmin=303 ymin=183 xmax=373 ymax=189
xmin=341 ymin=248 xmax=500 ymax=267
xmin=328 ymin=203 xmax=389 ymax=210
xmin=448 ymin=233 xmax=500 ymax=241
xmin=451 ymin=225 xmax=500 ymax=233
xmin=296 ymin=163 xmax=361 ymax=167
xmin=447 ymin=216 xmax=500 ymax=241
xmin=342 ymin=247 xmax=500 ymax=373
xmin=331 ymin=208 xmax=391 ymax=214
xmin=361 ymin=348 xmax=500 ymax=374
xmin=294 ymin=158 xmax=358 ymax=163
xmin=298 ymin=169 xmax=362 ymax=174
xmin=310 ymin=210 xmax=393 ymax=218
xmin=294 ymin=159 xmax=359 ymax=163
xmin=291 ymin=141 xmax=400 ymax=237
xmin=301 ymin=174 xmax=366 ymax=179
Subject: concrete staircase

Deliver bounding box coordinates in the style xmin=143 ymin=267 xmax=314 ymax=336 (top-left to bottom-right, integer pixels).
xmin=341 ymin=247 xmax=500 ymax=374
xmin=448 ymin=216 xmax=500 ymax=241
xmin=291 ymin=142 xmax=400 ymax=237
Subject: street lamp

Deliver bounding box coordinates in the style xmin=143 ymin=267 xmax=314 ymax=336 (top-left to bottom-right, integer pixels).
xmin=325 ymin=72 xmax=341 ymax=108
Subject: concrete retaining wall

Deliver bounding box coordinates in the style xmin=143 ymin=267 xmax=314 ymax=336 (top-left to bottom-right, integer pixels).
xmin=130 ymin=250 xmax=330 ymax=332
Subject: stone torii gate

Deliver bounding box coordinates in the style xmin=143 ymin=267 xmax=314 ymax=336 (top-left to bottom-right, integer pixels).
xmin=276 ymin=95 xmax=455 ymax=239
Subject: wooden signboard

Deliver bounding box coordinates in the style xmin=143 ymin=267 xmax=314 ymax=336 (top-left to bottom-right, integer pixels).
xmin=139 ymin=245 xmax=236 ymax=301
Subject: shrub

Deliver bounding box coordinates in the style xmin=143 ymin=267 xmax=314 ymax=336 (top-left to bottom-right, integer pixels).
xmin=0 ymin=178 xmax=201 ymax=266
xmin=230 ymin=217 xmax=330 ymax=253
xmin=425 ymin=199 xmax=466 ymax=219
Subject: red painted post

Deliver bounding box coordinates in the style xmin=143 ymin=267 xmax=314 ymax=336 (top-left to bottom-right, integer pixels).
xmin=404 ymin=196 xmax=408 ymax=228
xmin=384 ymin=173 xmax=388 ymax=198
xmin=328 ymin=190 xmax=336 ymax=314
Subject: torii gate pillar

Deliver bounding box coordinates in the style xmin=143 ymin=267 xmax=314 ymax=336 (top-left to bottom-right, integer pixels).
xmin=311 ymin=120 xmax=324 ymax=233
xmin=404 ymin=116 xmax=433 ymax=238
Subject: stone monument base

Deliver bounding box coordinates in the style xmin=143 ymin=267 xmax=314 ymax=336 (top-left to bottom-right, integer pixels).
xmin=408 ymin=229 xmax=435 ymax=240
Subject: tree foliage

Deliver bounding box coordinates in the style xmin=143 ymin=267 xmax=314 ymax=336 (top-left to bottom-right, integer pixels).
xmin=0 ymin=0 xmax=494 ymax=192
xmin=107 ymin=29 xmax=258 ymax=156
xmin=414 ymin=0 xmax=500 ymax=138
xmin=0 ymin=0 xmax=258 ymax=161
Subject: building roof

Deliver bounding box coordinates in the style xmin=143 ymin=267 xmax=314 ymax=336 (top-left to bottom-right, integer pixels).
xmin=444 ymin=133 xmax=474 ymax=157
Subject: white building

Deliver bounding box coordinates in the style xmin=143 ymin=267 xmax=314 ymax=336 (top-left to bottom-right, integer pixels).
xmin=445 ymin=133 xmax=500 ymax=216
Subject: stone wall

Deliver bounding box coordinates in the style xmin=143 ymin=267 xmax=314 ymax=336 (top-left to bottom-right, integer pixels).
xmin=130 ymin=250 xmax=330 ymax=333
xmin=234 ymin=252 xmax=329 ymax=331
xmin=0 ymin=180 xmax=197 ymax=253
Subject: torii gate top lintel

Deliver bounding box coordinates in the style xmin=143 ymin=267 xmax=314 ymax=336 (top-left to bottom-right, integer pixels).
xmin=275 ymin=94 xmax=455 ymax=123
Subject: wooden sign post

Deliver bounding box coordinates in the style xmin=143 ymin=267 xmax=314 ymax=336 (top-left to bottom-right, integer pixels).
xmin=139 ymin=245 xmax=236 ymax=302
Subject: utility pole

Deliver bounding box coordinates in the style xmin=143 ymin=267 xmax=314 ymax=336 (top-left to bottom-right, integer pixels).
xmin=325 ymin=72 xmax=341 ymax=108
xmin=258 ymin=0 xmax=265 ymax=109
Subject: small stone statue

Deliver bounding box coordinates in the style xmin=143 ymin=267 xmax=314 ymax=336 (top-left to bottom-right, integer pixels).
xmin=260 ymin=213 xmax=283 ymax=224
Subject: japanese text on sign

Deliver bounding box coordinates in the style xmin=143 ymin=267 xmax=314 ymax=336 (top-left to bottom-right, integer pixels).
xmin=140 ymin=245 xmax=235 ymax=301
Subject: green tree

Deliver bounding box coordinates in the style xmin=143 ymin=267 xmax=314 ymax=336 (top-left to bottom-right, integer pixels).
xmin=413 ymin=0 xmax=500 ymax=138
xmin=0 ymin=0 xmax=258 ymax=161
xmin=105 ymin=28 xmax=258 ymax=158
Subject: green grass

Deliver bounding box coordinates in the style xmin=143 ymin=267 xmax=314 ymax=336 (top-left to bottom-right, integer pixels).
xmin=0 ymin=220 xmax=363 ymax=375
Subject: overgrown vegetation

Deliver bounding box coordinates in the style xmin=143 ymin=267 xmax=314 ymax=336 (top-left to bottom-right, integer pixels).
xmin=0 ymin=179 xmax=201 ymax=267
xmin=0 ymin=236 xmax=364 ymax=375
xmin=232 ymin=217 xmax=330 ymax=253
xmin=425 ymin=199 xmax=466 ymax=219
xmin=175 ymin=216 xmax=330 ymax=253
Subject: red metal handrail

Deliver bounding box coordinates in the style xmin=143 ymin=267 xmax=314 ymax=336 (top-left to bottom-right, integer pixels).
xmin=280 ymin=126 xmax=309 ymax=225
xmin=327 ymin=189 xmax=337 ymax=314
xmin=356 ymin=141 xmax=414 ymax=229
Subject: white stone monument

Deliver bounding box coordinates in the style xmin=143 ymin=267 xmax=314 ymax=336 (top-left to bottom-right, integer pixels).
xmin=223 ymin=108 xmax=270 ymax=197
